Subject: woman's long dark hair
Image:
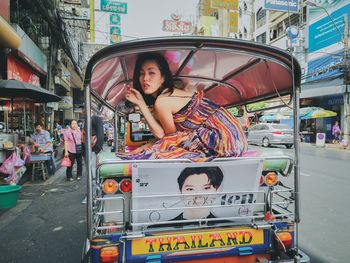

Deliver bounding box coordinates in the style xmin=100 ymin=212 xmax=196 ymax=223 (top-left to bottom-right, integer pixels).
xmin=133 ymin=52 xmax=174 ymax=106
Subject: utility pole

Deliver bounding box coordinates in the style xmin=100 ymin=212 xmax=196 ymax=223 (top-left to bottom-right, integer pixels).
xmin=342 ymin=14 xmax=349 ymax=142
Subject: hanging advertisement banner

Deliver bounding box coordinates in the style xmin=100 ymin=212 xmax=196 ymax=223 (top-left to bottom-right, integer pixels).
xmin=7 ymin=55 xmax=40 ymax=87
xmin=211 ymin=0 xmax=238 ymax=11
xmin=110 ymin=13 xmax=121 ymax=25
xmin=132 ymin=160 xmax=263 ymax=231
xmin=305 ymin=51 xmax=344 ymax=83
xmin=229 ymin=11 xmax=238 ymax=33
xmin=101 ymin=0 xmax=127 ymax=14
xmin=264 ymin=0 xmax=298 ymax=13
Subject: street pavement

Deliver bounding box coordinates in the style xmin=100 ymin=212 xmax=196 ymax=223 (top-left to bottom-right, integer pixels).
xmin=0 ymin=165 xmax=87 ymax=263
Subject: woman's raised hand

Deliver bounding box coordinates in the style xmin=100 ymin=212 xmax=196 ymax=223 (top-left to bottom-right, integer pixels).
xmin=125 ymin=86 xmax=145 ymax=106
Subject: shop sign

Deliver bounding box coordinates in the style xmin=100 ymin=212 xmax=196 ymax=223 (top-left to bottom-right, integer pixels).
xmin=6 ymin=101 xmax=35 ymax=111
xmin=229 ymin=11 xmax=238 ymax=33
xmin=264 ymin=0 xmax=298 ymax=13
xmin=7 ymin=55 xmax=40 ymax=87
xmin=305 ymin=51 xmax=344 ymax=83
xmin=101 ymin=0 xmax=127 ymax=14
xmin=162 ymin=20 xmax=192 ymax=33
xmin=110 ymin=13 xmax=121 ymax=25
xmin=211 ymin=0 xmax=238 ymax=10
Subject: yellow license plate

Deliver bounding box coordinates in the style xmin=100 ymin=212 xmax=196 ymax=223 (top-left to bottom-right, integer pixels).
xmin=131 ymin=227 xmax=264 ymax=256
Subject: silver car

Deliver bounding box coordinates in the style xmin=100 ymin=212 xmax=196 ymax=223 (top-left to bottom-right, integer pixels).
xmin=247 ymin=123 xmax=293 ymax=148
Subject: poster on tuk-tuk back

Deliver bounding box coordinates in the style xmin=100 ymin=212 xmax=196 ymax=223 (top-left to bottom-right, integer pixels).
xmin=131 ymin=159 xmax=263 ymax=230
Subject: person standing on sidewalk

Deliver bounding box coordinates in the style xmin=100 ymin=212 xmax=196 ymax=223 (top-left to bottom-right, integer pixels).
xmin=332 ymin=121 xmax=341 ymax=143
xmin=64 ymin=119 xmax=83 ymax=181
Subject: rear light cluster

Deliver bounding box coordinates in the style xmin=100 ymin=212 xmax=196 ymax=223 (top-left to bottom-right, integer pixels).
xmin=272 ymin=131 xmax=283 ymax=135
xmin=100 ymin=246 xmax=119 ymax=263
xmin=275 ymin=231 xmax=293 ymax=251
xmin=91 ymin=239 xmax=119 ymax=263
xmin=260 ymin=172 xmax=278 ymax=187
xmin=102 ymin=178 xmax=132 ymax=194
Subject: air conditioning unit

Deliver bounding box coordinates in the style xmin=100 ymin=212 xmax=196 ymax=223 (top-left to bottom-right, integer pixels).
xmin=39 ymin=37 xmax=50 ymax=50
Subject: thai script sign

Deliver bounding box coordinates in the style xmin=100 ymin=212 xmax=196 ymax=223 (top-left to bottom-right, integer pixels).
xmin=162 ymin=20 xmax=192 ymax=33
xmin=101 ymin=0 xmax=127 ymax=14
xmin=264 ymin=0 xmax=298 ymax=13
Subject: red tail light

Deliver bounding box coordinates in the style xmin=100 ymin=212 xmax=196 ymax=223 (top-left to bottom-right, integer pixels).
xmin=272 ymin=131 xmax=283 ymax=135
xmin=120 ymin=179 xmax=132 ymax=193
xmin=100 ymin=246 xmax=119 ymax=263
xmin=275 ymin=231 xmax=293 ymax=251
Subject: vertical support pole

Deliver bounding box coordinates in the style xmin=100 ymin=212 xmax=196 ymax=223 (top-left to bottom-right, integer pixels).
xmin=85 ymin=83 xmax=93 ymax=240
xmin=342 ymin=14 xmax=349 ymax=142
xmin=89 ymin=0 xmax=95 ymax=42
xmin=113 ymin=111 xmax=119 ymax=152
xmin=294 ymin=87 xmax=301 ymax=263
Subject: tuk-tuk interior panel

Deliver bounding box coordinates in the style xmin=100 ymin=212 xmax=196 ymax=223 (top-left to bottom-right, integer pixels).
xmin=91 ymin=58 xmax=123 ymax=96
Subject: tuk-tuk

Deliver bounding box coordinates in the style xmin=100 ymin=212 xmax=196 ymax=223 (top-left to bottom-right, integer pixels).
xmin=82 ymin=37 xmax=309 ymax=263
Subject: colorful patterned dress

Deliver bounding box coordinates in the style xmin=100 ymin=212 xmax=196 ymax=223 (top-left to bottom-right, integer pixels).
xmin=117 ymin=91 xmax=248 ymax=162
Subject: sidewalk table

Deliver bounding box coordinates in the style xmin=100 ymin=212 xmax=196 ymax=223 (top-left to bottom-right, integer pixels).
xmin=29 ymin=154 xmax=51 ymax=181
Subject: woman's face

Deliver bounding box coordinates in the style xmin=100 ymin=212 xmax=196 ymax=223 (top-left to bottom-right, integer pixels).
xmin=181 ymin=173 xmax=218 ymax=207
xmin=71 ymin=120 xmax=78 ymax=130
xmin=139 ymin=60 xmax=165 ymax=96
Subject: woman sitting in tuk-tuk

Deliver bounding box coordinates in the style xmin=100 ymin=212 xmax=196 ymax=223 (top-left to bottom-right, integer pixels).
xmin=117 ymin=52 xmax=247 ymax=162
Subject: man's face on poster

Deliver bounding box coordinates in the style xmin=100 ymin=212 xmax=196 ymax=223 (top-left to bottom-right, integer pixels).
xmin=180 ymin=173 xmax=218 ymax=207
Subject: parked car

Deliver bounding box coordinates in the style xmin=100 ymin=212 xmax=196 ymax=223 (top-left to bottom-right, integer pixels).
xmin=247 ymin=123 xmax=293 ymax=148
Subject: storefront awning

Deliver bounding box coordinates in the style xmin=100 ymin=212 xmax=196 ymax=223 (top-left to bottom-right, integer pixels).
xmin=0 ymin=79 xmax=61 ymax=103
xmin=300 ymin=78 xmax=346 ymax=98
xmin=0 ymin=16 xmax=21 ymax=50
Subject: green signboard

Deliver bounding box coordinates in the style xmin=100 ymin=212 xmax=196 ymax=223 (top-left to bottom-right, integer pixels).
xmin=110 ymin=13 xmax=121 ymax=25
xmin=110 ymin=26 xmax=121 ymax=44
xmin=101 ymin=0 xmax=127 ymax=14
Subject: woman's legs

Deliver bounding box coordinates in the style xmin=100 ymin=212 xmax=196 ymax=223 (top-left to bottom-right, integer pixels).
xmin=76 ymin=154 xmax=83 ymax=178
xmin=66 ymin=152 xmax=76 ymax=180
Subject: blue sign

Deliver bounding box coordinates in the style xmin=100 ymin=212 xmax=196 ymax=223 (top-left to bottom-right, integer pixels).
xmin=264 ymin=0 xmax=298 ymax=13
xmin=305 ymin=51 xmax=344 ymax=83
xmin=309 ymin=3 xmax=350 ymax=53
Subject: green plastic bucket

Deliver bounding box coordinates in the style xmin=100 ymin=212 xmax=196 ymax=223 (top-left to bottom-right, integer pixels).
xmin=0 ymin=185 xmax=22 ymax=209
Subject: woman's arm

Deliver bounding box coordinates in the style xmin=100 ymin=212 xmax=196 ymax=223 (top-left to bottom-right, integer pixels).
xmin=154 ymin=97 xmax=177 ymax=135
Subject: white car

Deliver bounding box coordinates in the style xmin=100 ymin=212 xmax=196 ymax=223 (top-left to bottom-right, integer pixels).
xmin=247 ymin=123 xmax=293 ymax=148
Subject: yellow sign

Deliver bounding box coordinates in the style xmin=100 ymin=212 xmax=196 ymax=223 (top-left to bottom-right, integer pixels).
xmin=211 ymin=0 xmax=238 ymax=10
xmin=131 ymin=228 xmax=264 ymax=255
xmin=229 ymin=11 xmax=239 ymax=33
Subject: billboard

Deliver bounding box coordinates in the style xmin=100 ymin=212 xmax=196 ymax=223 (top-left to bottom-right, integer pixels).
xmin=305 ymin=51 xmax=344 ymax=83
xmin=264 ymin=0 xmax=298 ymax=13
xmin=131 ymin=159 xmax=263 ymax=230
xmin=308 ymin=3 xmax=350 ymax=53
xmin=211 ymin=0 xmax=238 ymax=11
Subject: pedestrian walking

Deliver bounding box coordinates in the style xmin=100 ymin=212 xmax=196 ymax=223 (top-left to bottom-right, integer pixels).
xmin=64 ymin=119 xmax=83 ymax=181
xmin=332 ymin=121 xmax=341 ymax=143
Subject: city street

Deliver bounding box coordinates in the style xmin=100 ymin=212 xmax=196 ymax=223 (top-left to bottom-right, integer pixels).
xmin=0 ymin=144 xmax=349 ymax=262
xmin=253 ymin=143 xmax=350 ymax=263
